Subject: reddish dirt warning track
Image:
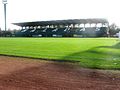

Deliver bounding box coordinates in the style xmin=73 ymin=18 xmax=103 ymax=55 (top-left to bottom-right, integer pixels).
xmin=0 ymin=56 xmax=119 ymax=90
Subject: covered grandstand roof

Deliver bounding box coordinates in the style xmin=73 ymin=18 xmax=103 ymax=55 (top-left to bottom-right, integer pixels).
xmin=13 ymin=18 xmax=109 ymax=27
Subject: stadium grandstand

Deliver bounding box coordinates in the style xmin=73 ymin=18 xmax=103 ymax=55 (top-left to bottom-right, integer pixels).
xmin=13 ymin=18 xmax=109 ymax=37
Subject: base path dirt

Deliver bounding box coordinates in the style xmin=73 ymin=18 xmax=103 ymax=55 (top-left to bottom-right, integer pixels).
xmin=0 ymin=56 xmax=119 ymax=90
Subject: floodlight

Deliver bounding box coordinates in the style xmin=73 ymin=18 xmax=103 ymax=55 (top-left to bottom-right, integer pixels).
xmin=2 ymin=0 xmax=7 ymax=4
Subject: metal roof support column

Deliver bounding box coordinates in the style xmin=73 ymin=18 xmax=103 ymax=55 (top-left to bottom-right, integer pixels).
xmin=107 ymin=22 xmax=110 ymax=37
xmin=84 ymin=24 xmax=86 ymax=30
xmin=95 ymin=23 xmax=97 ymax=28
xmin=90 ymin=23 xmax=91 ymax=27
xmin=21 ymin=27 xmax=23 ymax=30
xmin=101 ymin=23 xmax=104 ymax=27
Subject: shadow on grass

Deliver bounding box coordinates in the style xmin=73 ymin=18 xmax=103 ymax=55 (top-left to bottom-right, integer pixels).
xmin=62 ymin=42 xmax=120 ymax=70
xmin=0 ymin=54 xmax=79 ymax=63
xmin=97 ymin=42 xmax=120 ymax=49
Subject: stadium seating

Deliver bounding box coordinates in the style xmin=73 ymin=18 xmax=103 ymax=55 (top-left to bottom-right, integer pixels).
xmin=15 ymin=27 xmax=108 ymax=37
xmin=15 ymin=29 xmax=30 ymax=37
xmin=96 ymin=27 xmax=108 ymax=37
xmin=82 ymin=27 xmax=97 ymax=37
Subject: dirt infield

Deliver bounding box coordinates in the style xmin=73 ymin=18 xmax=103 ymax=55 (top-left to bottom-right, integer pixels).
xmin=0 ymin=56 xmax=119 ymax=90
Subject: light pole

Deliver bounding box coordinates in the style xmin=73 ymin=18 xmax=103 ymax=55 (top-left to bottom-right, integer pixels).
xmin=2 ymin=0 xmax=7 ymax=36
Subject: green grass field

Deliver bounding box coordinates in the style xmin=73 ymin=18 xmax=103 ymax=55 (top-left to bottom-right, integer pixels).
xmin=0 ymin=38 xmax=120 ymax=69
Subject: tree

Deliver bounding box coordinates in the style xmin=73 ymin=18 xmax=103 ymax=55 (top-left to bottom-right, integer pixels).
xmin=0 ymin=28 xmax=2 ymax=36
xmin=109 ymin=23 xmax=118 ymax=36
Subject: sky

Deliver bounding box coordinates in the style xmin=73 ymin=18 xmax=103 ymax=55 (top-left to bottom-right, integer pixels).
xmin=0 ymin=0 xmax=120 ymax=30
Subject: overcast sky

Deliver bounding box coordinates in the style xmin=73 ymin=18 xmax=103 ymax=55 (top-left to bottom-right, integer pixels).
xmin=0 ymin=0 xmax=120 ymax=29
